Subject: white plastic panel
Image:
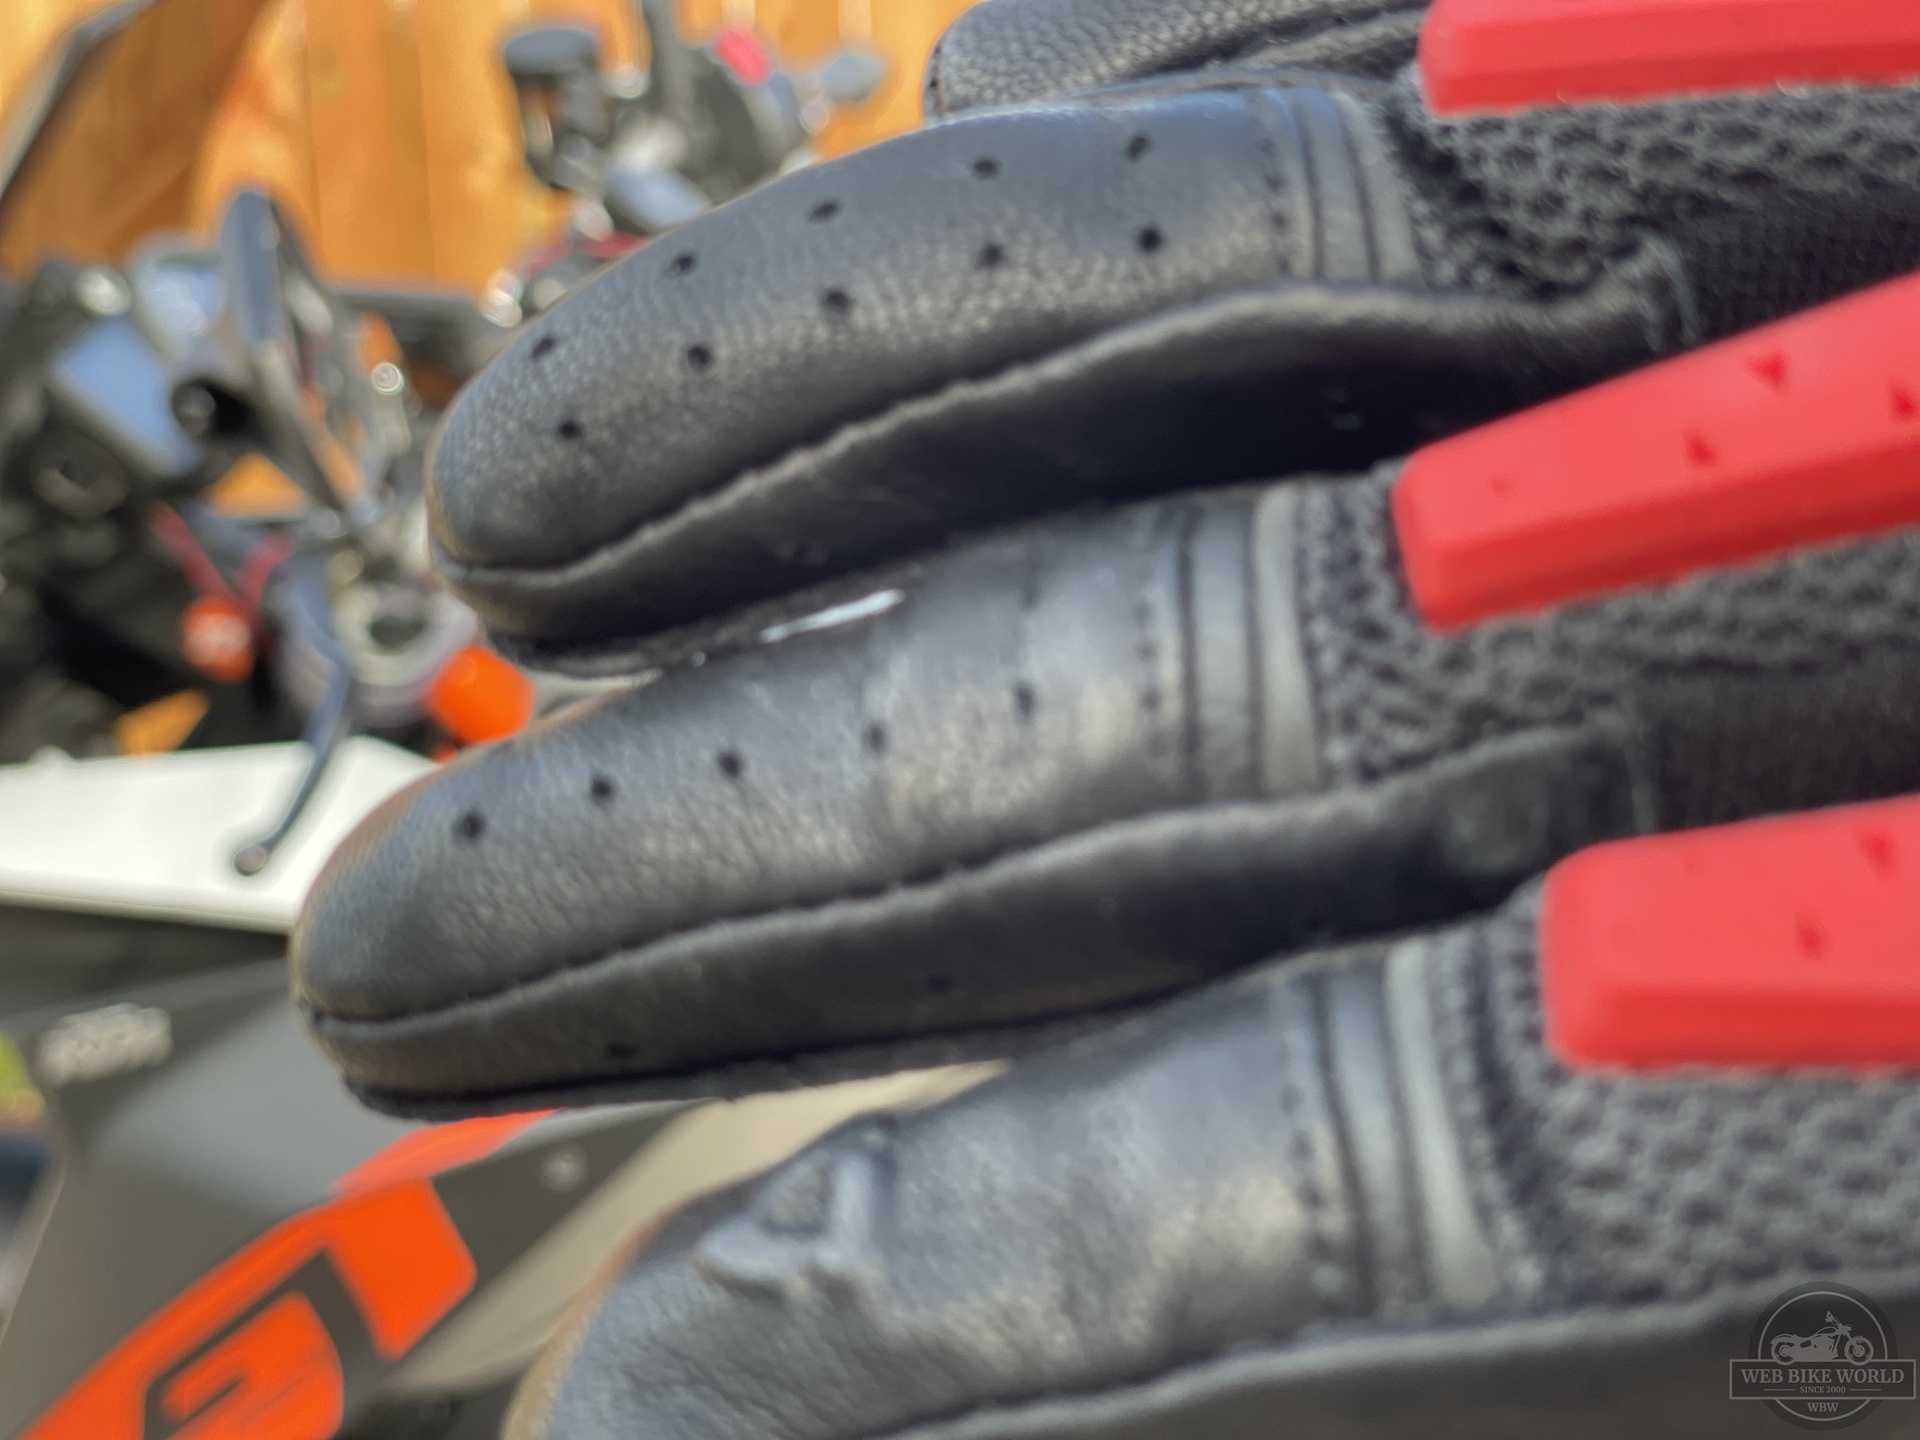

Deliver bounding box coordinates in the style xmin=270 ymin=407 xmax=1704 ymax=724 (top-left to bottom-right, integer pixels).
xmin=0 ymin=739 xmax=433 ymax=933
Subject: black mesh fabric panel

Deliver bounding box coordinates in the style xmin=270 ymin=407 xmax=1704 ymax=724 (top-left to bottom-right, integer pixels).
xmin=1428 ymin=889 xmax=1920 ymax=1304
xmin=1239 ymin=9 xmax=1424 ymax=80
xmin=1296 ymin=471 xmax=1920 ymax=787
xmin=1384 ymin=76 xmax=1920 ymax=339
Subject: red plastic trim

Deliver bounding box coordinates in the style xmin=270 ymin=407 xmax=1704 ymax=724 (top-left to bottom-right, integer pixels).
xmin=1393 ymin=270 xmax=1920 ymax=632
xmin=24 ymin=1113 xmax=552 ymax=1437
xmin=1420 ymin=0 xmax=1920 ymax=115
xmin=1542 ymin=794 xmax=1920 ymax=1071
xmin=714 ymin=24 xmax=774 ymax=86
xmin=22 ymin=1182 xmax=474 ymax=1438
xmin=426 ymin=644 xmax=537 ymax=746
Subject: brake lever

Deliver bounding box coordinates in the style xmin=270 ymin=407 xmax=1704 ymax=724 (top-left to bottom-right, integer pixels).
xmin=636 ymin=0 xmax=698 ymax=129
xmin=232 ymin=557 xmax=356 ymax=877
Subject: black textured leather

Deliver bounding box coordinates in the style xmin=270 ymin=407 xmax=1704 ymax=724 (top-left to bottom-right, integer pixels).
xmin=426 ymin=61 xmax=1920 ymax=657
xmin=296 ymin=467 xmax=1920 ymax=1111
xmin=449 ymin=257 xmax=1689 ymax=666
xmin=922 ymin=0 xmax=1427 ymax=117
xmin=302 ymin=726 xmax=1639 ymax=1111
xmin=502 ymin=917 xmax=1920 ymax=1439
xmin=432 ymin=73 xmax=1453 ymax=650
xmin=503 ymin=944 xmax=1452 ymax=1438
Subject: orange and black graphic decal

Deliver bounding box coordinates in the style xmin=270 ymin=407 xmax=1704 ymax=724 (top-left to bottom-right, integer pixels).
xmin=24 ymin=1113 xmax=544 ymax=1440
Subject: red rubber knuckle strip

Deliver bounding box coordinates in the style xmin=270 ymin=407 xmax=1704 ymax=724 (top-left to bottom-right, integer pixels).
xmin=1420 ymin=0 xmax=1920 ymax=115
xmin=1392 ymin=271 xmax=1920 ymax=632
xmin=1541 ymin=794 xmax=1920 ymax=1071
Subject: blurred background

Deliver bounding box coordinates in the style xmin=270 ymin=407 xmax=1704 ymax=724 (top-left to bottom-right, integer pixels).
xmin=0 ymin=0 xmax=973 ymax=287
xmin=0 ymin=7 xmax=986 ymax=1432
xmin=0 ymin=0 xmax=976 ymax=1113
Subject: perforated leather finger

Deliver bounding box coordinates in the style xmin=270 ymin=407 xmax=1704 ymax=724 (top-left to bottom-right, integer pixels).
xmin=301 ymin=268 xmax=1920 ymax=1112
xmin=501 ymin=898 xmax=1920 ymax=1440
xmin=295 ymin=472 xmax=1920 ymax=1112
xmin=423 ymin=70 xmax=1674 ymax=665
xmin=428 ymin=60 xmax=1920 ymax=664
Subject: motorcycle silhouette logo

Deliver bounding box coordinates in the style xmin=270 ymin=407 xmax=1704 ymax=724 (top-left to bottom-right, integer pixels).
xmin=1771 ymin=1314 xmax=1877 ymax=1367
xmin=1732 ymin=1283 xmax=1917 ymax=1429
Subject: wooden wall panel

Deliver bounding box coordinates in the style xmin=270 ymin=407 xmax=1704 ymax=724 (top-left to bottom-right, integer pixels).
xmin=0 ymin=0 xmax=266 ymax=273
xmin=404 ymin=0 xmax=534 ymax=291
xmin=188 ymin=0 xmax=318 ymax=245
xmin=0 ymin=1 xmax=108 ymax=114
xmin=190 ymin=0 xmax=638 ymax=289
xmin=819 ymin=0 xmax=980 ymax=155
xmin=304 ymin=0 xmax=433 ymax=278
xmin=674 ymin=0 xmax=981 ymax=155
xmin=2 ymin=0 xmax=979 ymax=286
xmin=409 ymin=0 xmax=642 ymax=291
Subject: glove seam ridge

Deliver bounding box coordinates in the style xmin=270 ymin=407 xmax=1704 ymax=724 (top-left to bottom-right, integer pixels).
xmin=1280 ymin=974 xmax=1343 ymax=1318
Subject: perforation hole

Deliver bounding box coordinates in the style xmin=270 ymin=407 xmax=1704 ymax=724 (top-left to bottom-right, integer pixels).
xmin=686 ymin=344 xmax=713 ymax=371
xmin=864 ymin=721 xmax=888 ymax=754
xmin=822 ymin=288 xmax=852 ymax=317
xmin=590 ymin=775 xmax=615 ymax=805
xmin=531 ymin=335 xmax=558 ymax=359
xmin=556 ymin=418 xmax=583 ymax=441
xmin=455 ymin=812 xmax=485 ymax=842
xmin=1013 ymin=682 xmax=1036 ymax=720
xmin=1136 ymin=226 xmax=1163 ymax=253
xmin=977 ymin=243 xmax=1005 ymax=270
xmin=1126 ymin=133 xmax=1151 ymax=160
xmin=973 ymin=157 xmax=999 ymax=179
xmin=717 ymin=749 xmax=745 ymax=778
xmin=810 ymin=200 xmax=841 ymax=222
xmin=669 ymin=252 xmax=697 ymax=276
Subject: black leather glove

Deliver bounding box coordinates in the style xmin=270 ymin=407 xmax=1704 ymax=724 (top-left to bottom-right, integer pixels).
xmin=417 ymin=0 xmax=1915 ymax=668
xmin=288 ymin=5 xmax=1920 ymax=1436
xmin=290 ymin=0 xmax=1920 ymax=1433
xmin=498 ymin=886 xmax=1920 ymax=1440
xmin=294 ymin=0 xmax=1920 ymax=1106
